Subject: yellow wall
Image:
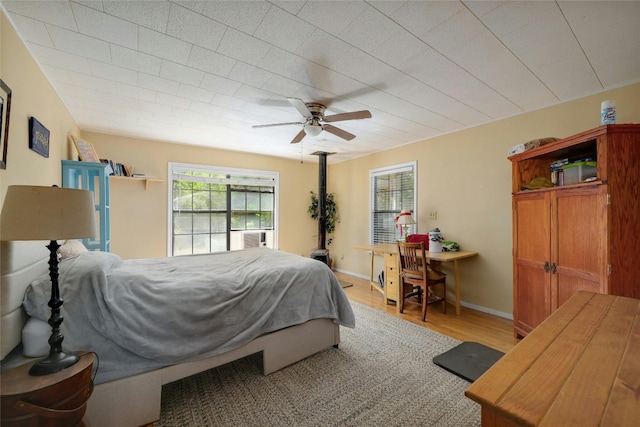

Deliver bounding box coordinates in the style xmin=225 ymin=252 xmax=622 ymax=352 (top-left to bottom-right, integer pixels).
xmin=0 ymin=11 xmax=80 ymax=198
xmin=82 ymin=131 xmax=319 ymax=259
xmin=330 ymin=83 xmax=640 ymax=317
xmin=3 ymin=8 xmax=639 ymax=317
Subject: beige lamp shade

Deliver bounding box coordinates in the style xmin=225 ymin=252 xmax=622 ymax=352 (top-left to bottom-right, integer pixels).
xmin=395 ymin=209 xmax=416 ymax=225
xmin=0 ymin=185 xmax=97 ymax=241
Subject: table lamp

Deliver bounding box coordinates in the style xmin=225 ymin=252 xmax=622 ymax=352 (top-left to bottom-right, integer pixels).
xmin=0 ymin=185 xmax=97 ymax=376
xmin=395 ymin=209 xmax=416 ymax=241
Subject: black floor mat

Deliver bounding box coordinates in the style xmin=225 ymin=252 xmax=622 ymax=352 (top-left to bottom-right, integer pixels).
xmin=432 ymin=341 xmax=504 ymax=382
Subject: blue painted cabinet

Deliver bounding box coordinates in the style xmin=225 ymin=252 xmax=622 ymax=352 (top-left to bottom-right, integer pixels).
xmin=62 ymin=160 xmax=111 ymax=252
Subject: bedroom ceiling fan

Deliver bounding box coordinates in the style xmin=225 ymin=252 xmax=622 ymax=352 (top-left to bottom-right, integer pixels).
xmin=252 ymin=98 xmax=372 ymax=144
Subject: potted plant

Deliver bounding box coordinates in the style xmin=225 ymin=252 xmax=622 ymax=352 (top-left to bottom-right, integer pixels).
xmin=307 ymin=191 xmax=339 ymax=246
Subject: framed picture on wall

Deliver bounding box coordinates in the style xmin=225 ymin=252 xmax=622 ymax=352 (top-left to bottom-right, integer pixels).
xmin=0 ymin=78 xmax=12 ymax=170
xmin=29 ymin=117 xmax=50 ymax=158
xmin=71 ymin=135 xmax=100 ymax=162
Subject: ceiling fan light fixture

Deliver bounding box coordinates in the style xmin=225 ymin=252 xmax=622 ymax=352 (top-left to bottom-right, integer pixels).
xmin=304 ymin=123 xmax=323 ymax=137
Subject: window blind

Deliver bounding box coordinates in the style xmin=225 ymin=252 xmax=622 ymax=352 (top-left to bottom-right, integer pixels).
xmin=370 ymin=162 xmax=416 ymax=244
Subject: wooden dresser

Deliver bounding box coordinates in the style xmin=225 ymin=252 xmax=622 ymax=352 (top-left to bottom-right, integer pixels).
xmin=509 ymin=124 xmax=640 ymax=337
xmin=466 ymin=291 xmax=640 ymax=426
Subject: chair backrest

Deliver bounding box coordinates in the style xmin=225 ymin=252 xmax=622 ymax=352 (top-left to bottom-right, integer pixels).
xmin=406 ymin=234 xmax=430 ymax=250
xmin=397 ymin=240 xmax=425 ymax=275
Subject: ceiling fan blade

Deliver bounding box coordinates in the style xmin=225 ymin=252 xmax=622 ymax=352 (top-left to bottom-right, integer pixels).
xmin=323 ymin=124 xmax=356 ymax=141
xmin=290 ymin=129 xmax=306 ymax=144
xmin=252 ymin=121 xmax=304 ymax=129
xmin=323 ymin=110 xmax=372 ymax=122
xmin=287 ymin=97 xmax=313 ymax=118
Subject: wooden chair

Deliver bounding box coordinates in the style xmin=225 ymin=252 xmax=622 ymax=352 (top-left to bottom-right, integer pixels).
xmin=396 ymin=240 xmax=447 ymax=321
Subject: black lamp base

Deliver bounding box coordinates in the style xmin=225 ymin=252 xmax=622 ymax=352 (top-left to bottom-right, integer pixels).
xmin=29 ymin=351 xmax=80 ymax=376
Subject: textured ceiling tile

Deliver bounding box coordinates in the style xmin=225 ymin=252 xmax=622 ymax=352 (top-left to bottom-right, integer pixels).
xmin=372 ymin=31 xmax=429 ymax=67
xmin=201 ymin=0 xmax=271 ymax=34
xmin=228 ymin=62 xmax=275 ymax=88
xmin=71 ymin=2 xmax=138 ymax=50
xmin=41 ymin=65 xmax=72 ymax=84
xmin=217 ymin=28 xmax=272 ymax=66
xmin=254 ymin=7 xmax=316 ymax=52
xmin=89 ymin=60 xmax=138 ymax=85
xmin=167 ymin=3 xmax=226 ymax=52
xmin=27 ymin=44 xmax=92 ymax=74
xmin=3 ymin=0 xmax=77 ymax=30
xmin=294 ymin=29 xmax=353 ymax=67
xmin=138 ymin=27 xmax=192 ymax=64
xmin=46 ymin=24 xmax=111 ymax=62
xmin=338 ymin=6 xmax=403 ymax=53
xmin=8 ymin=14 xmax=53 ymax=47
xmin=67 ymin=71 xmax=118 ymax=93
xmin=186 ymin=46 xmax=237 ymax=77
xmin=115 ymin=83 xmax=156 ymax=102
xmin=296 ymin=1 xmax=366 ymax=35
xmin=102 ymin=0 xmax=170 ymax=33
xmin=390 ymin=1 xmax=463 ymax=38
xmin=137 ymin=73 xmax=180 ymax=96
xmin=159 ymin=60 xmax=205 ymax=86
xmin=200 ymin=73 xmax=242 ymax=97
xmin=156 ymin=92 xmax=191 ymax=109
xmin=111 ymin=45 xmax=162 ymax=75
xmin=270 ymin=0 xmax=305 ymax=15
xmin=177 ymin=83 xmax=215 ymax=103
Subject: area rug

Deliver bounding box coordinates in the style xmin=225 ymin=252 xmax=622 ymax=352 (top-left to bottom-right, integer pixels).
xmin=339 ymin=280 xmax=353 ymax=288
xmin=156 ymin=302 xmax=480 ymax=426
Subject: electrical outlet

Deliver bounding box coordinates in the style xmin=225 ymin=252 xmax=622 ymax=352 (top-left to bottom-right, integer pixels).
xmin=428 ymin=211 xmax=438 ymax=220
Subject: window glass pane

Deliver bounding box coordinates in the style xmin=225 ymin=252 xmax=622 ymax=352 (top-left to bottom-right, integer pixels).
xmin=261 ymin=193 xmax=273 ymax=211
xmin=173 ymin=235 xmax=192 ymax=256
xmin=210 ymin=234 xmax=226 ymax=252
xmin=173 ymin=213 xmax=192 ymax=234
xmin=192 ymin=190 xmax=211 ymax=210
xmin=245 ymin=213 xmax=261 ymax=230
xmin=260 ymin=211 xmax=273 ymax=229
xmin=231 ymin=192 xmax=245 ymax=210
xmin=231 ymin=212 xmax=245 ymax=230
xmin=211 ymin=190 xmax=226 ymax=209
xmin=193 ymin=234 xmax=210 ymax=254
xmin=210 ymin=213 xmax=226 ymax=233
xmin=193 ymin=213 xmax=210 ymax=234
xmin=247 ymin=192 xmax=260 ymax=211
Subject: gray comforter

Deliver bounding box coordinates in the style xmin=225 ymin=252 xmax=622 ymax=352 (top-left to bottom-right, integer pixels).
xmin=23 ymin=248 xmax=355 ymax=383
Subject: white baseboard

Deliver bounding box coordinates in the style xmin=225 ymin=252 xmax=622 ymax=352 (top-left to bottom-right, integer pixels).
xmin=333 ymin=268 xmax=513 ymax=320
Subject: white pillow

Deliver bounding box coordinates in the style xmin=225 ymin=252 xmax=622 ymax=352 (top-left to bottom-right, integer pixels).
xmin=57 ymin=239 xmax=88 ymax=261
xmin=22 ymin=317 xmax=51 ymax=357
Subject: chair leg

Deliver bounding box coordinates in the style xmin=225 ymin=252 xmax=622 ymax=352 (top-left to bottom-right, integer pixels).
xmin=442 ymin=281 xmax=447 ymax=314
xmin=421 ymin=285 xmax=428 ymax=322
xmin=399 ymin=282 xmax=405 ymax=313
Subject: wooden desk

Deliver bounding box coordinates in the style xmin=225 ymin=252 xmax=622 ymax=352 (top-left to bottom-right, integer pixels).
xmin=465 ymin=291 xmax=640 ymax=426
xmin=354 ymin=243 xmax=478 ymax=315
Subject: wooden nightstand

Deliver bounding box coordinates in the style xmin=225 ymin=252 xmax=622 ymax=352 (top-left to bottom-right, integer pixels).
xmin=1 ymin=351 xmax=95 ymax=427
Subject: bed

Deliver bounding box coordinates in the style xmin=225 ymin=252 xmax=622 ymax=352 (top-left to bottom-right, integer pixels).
xmin=0 ymin=241 xmax=355 ymax=427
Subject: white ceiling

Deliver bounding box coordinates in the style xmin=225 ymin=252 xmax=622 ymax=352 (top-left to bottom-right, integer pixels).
xmin=2 ymin=1 xmax=639 ymax=164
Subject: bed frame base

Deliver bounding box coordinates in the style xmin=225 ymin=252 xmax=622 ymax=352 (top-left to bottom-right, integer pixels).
xmin=84 ymin=319 xmax=340 ymax=427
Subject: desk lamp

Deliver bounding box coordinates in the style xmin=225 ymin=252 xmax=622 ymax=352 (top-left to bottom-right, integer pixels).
xmin=0 ymin=185 xmax=97 ymax=375
xmin=395 ymin=210 xmax=416 ymax=241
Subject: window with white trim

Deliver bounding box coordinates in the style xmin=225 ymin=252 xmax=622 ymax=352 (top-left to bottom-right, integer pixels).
xmin=370 ymin=162 xmax=416 ymax=243
xmin=169 ymin=163 xmax=278 ymax=256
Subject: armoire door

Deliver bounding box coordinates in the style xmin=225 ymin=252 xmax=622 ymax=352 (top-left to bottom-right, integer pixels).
xmin=513 ymin=192 xmax=551 ymax=336
xmin=551 ymin=185 xmax=608 ymax=308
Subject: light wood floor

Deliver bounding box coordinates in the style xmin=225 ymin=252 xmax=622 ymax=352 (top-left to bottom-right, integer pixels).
xmin=334 ymin=271 xmax=519 ymax=354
